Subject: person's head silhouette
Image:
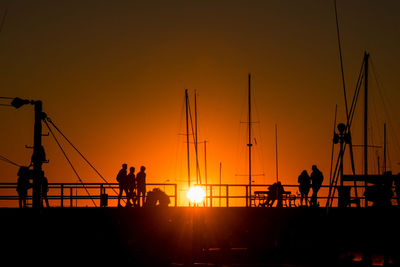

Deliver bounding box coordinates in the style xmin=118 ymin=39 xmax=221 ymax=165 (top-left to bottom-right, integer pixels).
xmin=141 ymin=166 xmax=146 ymax=172
xmin=122 ymin=163 xmax=127 ymax=169
xmin=312 ymin=165 xmax=318 ymax=171
xmin=130 ymin=167 xmax=135 ymax=173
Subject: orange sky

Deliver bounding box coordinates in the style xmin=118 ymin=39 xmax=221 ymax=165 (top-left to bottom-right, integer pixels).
xmin=1 ymin=1 xmax=400 ymax=205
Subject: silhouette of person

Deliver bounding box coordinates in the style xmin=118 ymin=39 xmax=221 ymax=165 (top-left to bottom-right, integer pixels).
xmin=41 ymin=174 xmax=50 ymax=208
xmin=310 ymin=165 xmax=323 ymax=207
xmin=276 ymin=181 xmax=284 ymax=207
xmin=116 ymin=163 xmax=128 ymax=207
xmin=136 ymin=166 xmax=146 ymax=207
xmin=266 ymin=183 xmax=277 ymax=207
xmin=126 ymin=167 xmax=136 ymax=207
xmin=145 ymin=188 xmax=170 ymax=207
xmin=298 ymin=170 xmax=311 ymax=206
xmin=16 ymin=166 xmax=32 ymax=208
xmin=266 ymin=182 xmax=284 ymax=207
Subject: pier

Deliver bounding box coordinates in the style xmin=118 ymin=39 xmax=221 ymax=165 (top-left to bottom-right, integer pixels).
xmin=1 ymin=206 xmax=399 ymax=266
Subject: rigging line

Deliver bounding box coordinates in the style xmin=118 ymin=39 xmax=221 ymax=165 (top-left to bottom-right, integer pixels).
xmin=0 ymin=96 xmax=13 ymax=99
xmin=46 ymin=117 xmax=119 ymax=196
xmin=334 ymin=0 xmax=350 ymax=123
xmin=348 ymin=59 xmax=365 ymax=126
xmin=370 ymin=59 xmax=400 ymax=154
xmin=328 ymin=105 xmax=337 ymax=200
xmin=174 ymin=94 xmax=186 ymax=182
xmin=187 ymin=98 xmax=202 ymax=184
xmin=0 ymin=104 xmax=12 ymax=106
xmin=0 ymin=155 xmax=21 ymax=167
xmin=43 ymin=119 xmax=97 ymax=207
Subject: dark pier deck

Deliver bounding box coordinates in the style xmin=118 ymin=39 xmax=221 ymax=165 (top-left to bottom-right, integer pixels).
xmin=1 ymin=207 xmax=399 ymax=266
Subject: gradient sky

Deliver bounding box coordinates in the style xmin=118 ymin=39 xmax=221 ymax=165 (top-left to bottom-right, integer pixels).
xmin=1 ymin=1 xmax=400 ymax=203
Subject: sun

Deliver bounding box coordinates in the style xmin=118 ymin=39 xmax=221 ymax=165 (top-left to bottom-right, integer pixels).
xmin=186 ymin=186 xmax=206 ymax=204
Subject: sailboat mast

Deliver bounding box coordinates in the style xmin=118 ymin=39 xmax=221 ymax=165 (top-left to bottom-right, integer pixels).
xmin=275 ymin=124 xmax=278 ymax=183
xmin=185 ymin=89 xmax=191 ymax=188
xmin=364 ymin=53 xmax=369 ymax=175
xmin=195 ymin=90 xmax=199 ymax=184
xmin=248 ymin=73 xmax=252 ymax=206
xmin=384 ymin=123 xmax=387 ymax=173
xmin=363 ymin=52 xmax=369 ymax=206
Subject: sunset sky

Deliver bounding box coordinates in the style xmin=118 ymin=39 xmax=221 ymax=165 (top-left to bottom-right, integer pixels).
xmin=1 ymin=1 xmax=400 ymax=205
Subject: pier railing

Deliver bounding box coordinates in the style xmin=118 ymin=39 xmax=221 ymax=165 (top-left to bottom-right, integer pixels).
xmin=0 ymin=182 xmax=178 ymax=208
xmin=2 ymin=182 xmax=396 ymax=208
xmin=195 ymin=184 xmax=341 ymax=207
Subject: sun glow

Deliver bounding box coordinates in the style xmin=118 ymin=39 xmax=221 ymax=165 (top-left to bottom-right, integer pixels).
xmin=186 ymin=186 xmax=206 ymax=204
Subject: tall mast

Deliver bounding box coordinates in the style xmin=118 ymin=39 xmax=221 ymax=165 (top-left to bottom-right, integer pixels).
xmin=364 ymin=52 xmax=369 ymax=206
xmin=275 ymin=124 xmax=278 ymax=183
xmin=204 ymin=140 xmax=208 ymax=206
xmin=384 ymin=123 xmax=387 ymax=173
xmin=248 ymin=73 xmax=252 ymax=206
xmin=185 ymin=89 xmax=191 ymax=188
xmin=195 ymin=90 xmax=199 ymax=184
xmin=219 ymin=162 xmax=222 ymax=207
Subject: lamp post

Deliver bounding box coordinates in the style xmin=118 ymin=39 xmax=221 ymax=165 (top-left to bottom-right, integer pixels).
xmin=11 ymin=97 xmax=47 ymax=208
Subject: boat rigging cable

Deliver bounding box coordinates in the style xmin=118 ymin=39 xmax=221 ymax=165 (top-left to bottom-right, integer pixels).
xmin=0 ymin=97 xmax=13 ymax=106
xmin=43 ymin=119 xmax=97 ymax=207
xmin=0 ymin=154 xmax=21 ymax=167
xmin=334 ymin=0 xmax=349 ymax=121
xmin=45 ymin=117 xmax=120 ymax=195
xmin=371 ymin=59 xmax=400 ymax=162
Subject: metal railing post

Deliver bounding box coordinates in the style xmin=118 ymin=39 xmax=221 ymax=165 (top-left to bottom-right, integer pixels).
xmin=174 ymin=184 xmax=178 ymax=207
xmin=226 ymin=185 xmax=229 ymax=207
xmin=70 ymin=187 xmax=73 ymax=207
xmin=61 ymin=184 xmax=64 ymax=208
xmin=210 ymin=185 xmax=213 ymax=207
xmin=246 ymin=185 xmax=248 ymax=207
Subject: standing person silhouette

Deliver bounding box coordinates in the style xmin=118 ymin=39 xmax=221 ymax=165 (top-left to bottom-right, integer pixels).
xmin=126 ymin=167 xmax=136 ymax=207
xmin=41 ymin=174 xmax=50 ymax=208
xmin=298 ymin=170 xmax=311 ymax=206
xmin=16 ymin=166 xmax=32 ymax=208
xmin=116 ymin=163 xmax=128 ymax=207
xmin=310 ymin=165 xmax=323 ymax=207
xmin=136 ymin=166 xmax=146 ymax=207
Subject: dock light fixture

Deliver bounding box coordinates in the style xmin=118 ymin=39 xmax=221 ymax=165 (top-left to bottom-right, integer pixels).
xmin=187 ymin=186 xmax=206 ymax=204
xmin=11 ymin=97 xmax=31 ymax=109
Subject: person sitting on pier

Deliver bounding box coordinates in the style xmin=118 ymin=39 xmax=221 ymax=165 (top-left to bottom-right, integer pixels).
xmin=16 ymin=166 xmax=32 ymax=208
xmin=310 ymin=165 xmax=323 ymax=207
xmin=136 ymin=166 xmax=147 ymax=207
xmin=266 ymin=182 xmax=284 ymax=207
xmin=298 ymin=170 xmax=311 ymax=207
xmin=145 ymin=188 xmax=170 ymax=207
xmin=116 ymin=163 xmax=128 ymax=207
xmin=126 ymin=167 xmax=136 ymax=207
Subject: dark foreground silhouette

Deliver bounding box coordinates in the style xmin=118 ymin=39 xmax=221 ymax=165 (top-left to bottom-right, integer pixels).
xmin=1 ymin=207 xmax=399 ymax=266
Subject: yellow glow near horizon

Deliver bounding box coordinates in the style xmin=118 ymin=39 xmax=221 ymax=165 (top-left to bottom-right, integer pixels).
xmin=186 ymin=186 xmax=206 ymax=204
